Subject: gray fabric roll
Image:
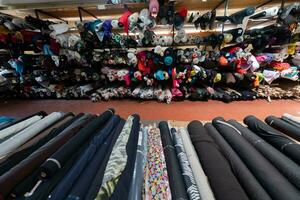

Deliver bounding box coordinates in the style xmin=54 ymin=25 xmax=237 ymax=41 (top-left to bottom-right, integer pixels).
xmin=179 ymin=128 xmax=215 ymax=200
xmin=283 ymin=113 xmax=300 ymax=126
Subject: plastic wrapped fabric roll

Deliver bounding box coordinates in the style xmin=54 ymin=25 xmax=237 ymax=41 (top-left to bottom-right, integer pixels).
xmin=266 ymin=115 xmax=300 ymax=141
xmin=205 ymin=123 xmax=271 ymax=200
xmin=0 ymin=113 xmax=94 ymax=200
xmin=212 ymin=117 xmax=300 ymax=200
xmin=244 ymin=115 xmax=300 ymax=165
xmin=159 ymin=121 xmax=188 ymax=200
xmin=39 ymin=109 xmax=114 ymax=179
xmin=228 ymin=120 xmax=300 ymax=190
xmin=187 ymin=120 xmax=249 ymax=200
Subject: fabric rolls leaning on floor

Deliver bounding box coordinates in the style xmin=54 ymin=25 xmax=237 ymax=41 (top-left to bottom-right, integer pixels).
xmin=39 ymin=109 xmax=114 ymax=179
xmin=159 ymin=121 xmax=189 ymax=200
xmin=212 ymin=117 xmax=300 ymax=200
xmin=178 ymin=128 xmax=215 ymax=200
xmin=266 ymin=115 xmax=300 ymax=141
xmin=187 ymin=120 xmax=249 ymax=200
xmin=170 ymin=128 xmax=201 ymax=200
xmin=0 ymin=112 xmax=65 ymax=158
xmin=0 ymin=112 xmax=74 ymax=176
xmin=143 ymin=126 xmax=172 ymax=200
xmin=128 ymin=127 xmax=148 ymax=200
xmin=227 ymin=120 xmax=300 ymax=190
xmin=244 ymin=115 xmax=300 ymax=165
xmin=0 ymin=113 xmax=94 ymax=199
xmin=204 ymin=123 xmax=272 ymax=200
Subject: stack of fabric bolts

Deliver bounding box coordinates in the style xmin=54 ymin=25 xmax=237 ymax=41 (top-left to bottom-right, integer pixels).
xmin=0 ymin=2 xmax=299 ymax=103
xmin=0 ymin=108 xmax=300 ymax=200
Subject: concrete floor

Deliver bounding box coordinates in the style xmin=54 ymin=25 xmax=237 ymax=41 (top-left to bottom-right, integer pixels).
xmin=1 ymin=99 xmax=300 ymax=121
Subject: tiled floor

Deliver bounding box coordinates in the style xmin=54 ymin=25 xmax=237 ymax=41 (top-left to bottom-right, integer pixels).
xmin=1 ymin=99 xmax=299 ymax=121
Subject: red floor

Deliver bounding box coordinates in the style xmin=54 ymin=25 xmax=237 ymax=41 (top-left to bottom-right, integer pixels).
xmin=1 ymin=99 xmax=299 ymax=121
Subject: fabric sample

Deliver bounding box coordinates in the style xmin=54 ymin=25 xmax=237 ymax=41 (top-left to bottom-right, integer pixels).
xmin=266 ymin=116 xmax=300 ymax=141
xmin=128 ymin=127 xmax=148 ymax=200
xmin=39 ymin=109 xmax=114 ymax=178
xmin=0 ymin=113 xmax=93 ymax=200
xmin=170 ymin=128 xmax=201 ymax=200
xmin=48 ymin=115 xmax=121 ymax=200
xmin=205 ymin=123 xmax=271 ymax=200
xmin=0 ymin=112 xmax=64 ymax=158
xmin=228 ymin=120 xmax=300 ymax=190
xmin=212 ymin=118 xmax=300 ymax=200
xmin=159 ymin=121 xmax=188 ymax=200
xmin=187 ymin=120 xmax=249 ymax=200
xmin=244 ymin=115 xmax=300 ymax=165
xmin=144 ymin=126 xmax=172 ymax=200
xmin=179 ymin=128 xmax=215 ymax=200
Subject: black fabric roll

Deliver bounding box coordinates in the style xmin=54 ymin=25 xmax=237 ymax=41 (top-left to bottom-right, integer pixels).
xmin=244 ymin=115 xmax=300 ymax=165
xmin=282 ymin=116 xmax=300 ymax=129
xmin=228 ymin=120 xmax=300 ymax=190
xmin=212 ymin=117 xmax=300 ymax=200
xmin=158 ymin=121 xmax=188 ymax=200
xmin=205 ymin=123 xmax=271 ymax=200
xmin=84 ymin=119 xmax=125 ymax=200
xmin=187 ymin=120 xmax=248 ymax=200
xmin=0 ymin=111 xmax=47 ymax=131
xmin=39 ymin=109 xmax=114 ymax=178
xmin=266 ymin=116 xmax=300 ymax=141
xmin=110 ymin=114 xmax=140 ymax=199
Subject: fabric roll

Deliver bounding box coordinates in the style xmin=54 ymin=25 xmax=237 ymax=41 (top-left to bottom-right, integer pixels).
xmin=66 ymin=119 xmax=125 ymax=200
xmin=0 ymin=114 xmax=44 ymax=140
xmin=0 ymin=111 xmax=47 ymax=131
xmin=128 ymin=127 xmax=148 ymax=200
xmin=281 ymin=116 xmax=300 ymax=129
xmin=283 ymin=113 xmax=300 ymax=125
xmin=170 ymin=128 xmax=201 ymax=200
xmin=179 ymin=128 xmax=215 ymax=200
xmin=228 ymin=120 xmax=300 ymax=190
xmin=0 ymin=113 xmax=74 ymax=176
xmin=244 ymin=115 xmax=300 ymax=165
xmin=188 ymin=120 xmax=249 ymax=200
xmin=21 ymin=133 xmax=90 ymax=200
xmin=39 ymin=109 xmax=114 ymax=179
xmin=205 ymin=123 xmax=271 ymax=200
xmin=212 ymin=118 xmax=300 ymax=200
xmin=48 ymin=115 xmax=121 ymax=200
xmin=0 ymin=113 xmax=94 ymax=200
xmin=81 ymin=120 xmax=125 ymax=200
xmin=109 ymin=115 xmax=140 ymax=200
xmin=159 ymin=121 xmax=188 ymax=200
xmin=144 ymin=126 xmax=172 ymax=200
xmin=96 ymin=114 xmax=140 ymax=199
xmin=0 ymin=112 xmax=64 ymax=158
xmin=266 ymin=116 xmax=300 ymax=141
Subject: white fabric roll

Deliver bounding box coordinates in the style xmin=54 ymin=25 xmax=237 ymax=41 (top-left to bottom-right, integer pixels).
xmin=179 ymin=128 xmax=215 ymax=200
xmin=0 ymin=112 xmax=64 ymax=158
xmin=0 ymin=115 xmax=43 ymax=140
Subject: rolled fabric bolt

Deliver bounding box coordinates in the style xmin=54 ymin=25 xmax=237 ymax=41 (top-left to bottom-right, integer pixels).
xmin=281 ymin=116 xmax=300 ymax=129
xmin=0 ymin=112 xmax=64 ymax=158
xmin=212 ymin=117 xmax=300 ymax=200
xmin=39 ymin=109 xmax=114 ymax=178
xmin=205 ymin=123 xmax=272 ymax=200
xmin=228 ymin=119 xmax=300 ymax=190
xmin=266 ymin=115 xmax=300 ymax=141
xmin=187 ymin=120 xmax=249 ymax=200
xmin=283 ymin=113 xmax=300 ymax=126
xmin=244 ymin=115 xmax=300 ymax=165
